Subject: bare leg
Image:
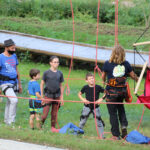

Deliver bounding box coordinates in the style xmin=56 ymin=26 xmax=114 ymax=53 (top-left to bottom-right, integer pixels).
xmin=29 ymin=114 xmax=35 ymax=129
xmin=36 ymin=113 xmax=42 ymax=129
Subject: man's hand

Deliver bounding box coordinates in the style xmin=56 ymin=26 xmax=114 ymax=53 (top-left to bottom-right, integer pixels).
xmin=19 ymin=86 xmax=22 ymax=94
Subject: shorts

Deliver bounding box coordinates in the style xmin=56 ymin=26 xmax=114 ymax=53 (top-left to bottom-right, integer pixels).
xmin=29 ymin=100 xmax=43 ymax=114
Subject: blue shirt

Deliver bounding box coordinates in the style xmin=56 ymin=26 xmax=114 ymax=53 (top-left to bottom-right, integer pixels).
xmin=0 ymin=53 xmax=18 ymax=85
xmin=102 ymin=60 xmax=133 ymax=81
xmin=28 ymin=81 xmax=41 ymax=103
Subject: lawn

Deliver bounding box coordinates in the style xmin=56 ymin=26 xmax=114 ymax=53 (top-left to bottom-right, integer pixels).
xmin=0 ymin=16 xmax=149 ymax=51
xmin=0 ymin=61 xmax=149 ymax=150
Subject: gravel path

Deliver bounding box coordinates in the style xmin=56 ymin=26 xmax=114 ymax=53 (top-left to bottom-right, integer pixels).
xmin=0 ymin=139 xmax=65 ymax=150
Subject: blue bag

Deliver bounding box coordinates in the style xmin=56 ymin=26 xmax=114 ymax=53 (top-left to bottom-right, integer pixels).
xmin=59 ymin=122 xmax=84 ymax=135
xmin=126 ymin=130 xmax=150 ymax=144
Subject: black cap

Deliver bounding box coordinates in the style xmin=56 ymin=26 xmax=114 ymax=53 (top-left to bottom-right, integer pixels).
xmin=4 ymin=39 xmax=15 ymax=47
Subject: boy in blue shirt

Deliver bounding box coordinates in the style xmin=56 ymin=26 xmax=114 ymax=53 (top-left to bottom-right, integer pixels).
xmin=28 ymin=69 xmax=42 ymax=130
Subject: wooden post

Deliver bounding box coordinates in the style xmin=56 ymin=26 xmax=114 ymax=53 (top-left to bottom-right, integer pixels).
xmin=134 ymin=61 xmax=148 ymax=94
xmin=133 ymin=41 xmax=150 ymax=47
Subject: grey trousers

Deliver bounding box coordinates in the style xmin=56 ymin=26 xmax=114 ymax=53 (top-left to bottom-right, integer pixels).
xmin=79 ymin=105 xmax=104 ymax=138
xmin=1 ymin=84 xmax=18 ymax=125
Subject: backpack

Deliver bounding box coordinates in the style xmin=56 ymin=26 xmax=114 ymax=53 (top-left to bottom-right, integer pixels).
xmin=126 ymin=130 xmax=150 ymax=144
xmin=59 ymin=123 xmax=84 ymax=135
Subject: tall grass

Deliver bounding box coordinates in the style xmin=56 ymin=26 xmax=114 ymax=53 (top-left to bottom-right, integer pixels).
xmin=0 ymin=16 xmax=149 ymax=51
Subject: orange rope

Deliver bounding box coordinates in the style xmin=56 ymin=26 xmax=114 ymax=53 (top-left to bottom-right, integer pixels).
xmin=64 ymin=0 xmax=75 ymax=96
xmin=1 ymin=94 xmax=150 ymax=105
xmin=137 ymin=106 xmax=146 ymax=131
xmin=115 ymin=0 xmax=119 ymax=45
xmin=93 ymin=0 xmax=103 ymax=139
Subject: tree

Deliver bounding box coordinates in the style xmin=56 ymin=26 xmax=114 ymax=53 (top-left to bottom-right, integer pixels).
xmin=134 ymin=0 xmax=150 ymax=27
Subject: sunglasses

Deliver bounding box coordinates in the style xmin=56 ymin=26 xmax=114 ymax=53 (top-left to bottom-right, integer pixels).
xmin=52 ymin=61 xmax=59 ymax=64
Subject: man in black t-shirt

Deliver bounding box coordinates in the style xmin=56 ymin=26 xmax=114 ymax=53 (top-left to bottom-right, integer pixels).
xmin=78 ymin=72 xmax=105 ymax=138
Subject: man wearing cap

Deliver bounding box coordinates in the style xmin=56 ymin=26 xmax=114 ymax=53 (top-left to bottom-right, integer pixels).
xmin=0 ymin=39 xmax=22 ymax=125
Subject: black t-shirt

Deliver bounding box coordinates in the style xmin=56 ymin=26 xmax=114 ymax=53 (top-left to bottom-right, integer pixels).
xmin=42 ymin=69 xmax=64 ymax=98
xmin=81 ymin=85 xmax=104 ymax=102
xmin=102 ymin=60 xmax=133 ymax=81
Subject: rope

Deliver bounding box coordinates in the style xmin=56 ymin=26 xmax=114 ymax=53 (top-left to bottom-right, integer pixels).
xmin=45 ymin=0 xmax=76 ymax=128
xmin=134 ymin=24 xmax=150 ymax=45
xmin=133 ymin=46 xmax=146 ymax=62
xmin=137 ymin=106 xmax=146 ymax=131
xmin=93 ymin=0 xmax=103 ymax=139
xmin=64 ymin=0 xmax=75 ymax=96
xmin=132 ymin=24 xmax=150 ymax=132
xmin=132 ymin=23 xmax=150 ymax=64
xmin=1 ymin=94 xmax=150 ymax=105
xmin=115 ymin=0 xmax=119 ymax=45
xmin=16 ymin=74 xmax=145 ymax=92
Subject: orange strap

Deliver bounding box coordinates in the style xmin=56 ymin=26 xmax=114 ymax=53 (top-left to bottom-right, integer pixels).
xmin=107 ymin=77 xmax=127 ymax=87
xmin=125 ymin=82 xmax=132 ymax=103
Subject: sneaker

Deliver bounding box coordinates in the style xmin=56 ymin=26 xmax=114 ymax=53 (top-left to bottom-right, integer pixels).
xmin=101 ymin=136 xmax=106 ymax=140
xmin=51 ymin=127 xmax=60 ymax=133
xmin=99 ymin=133 xmax=105 ymax=139
xmin=121 ymin=127 xmax=127 ymax=138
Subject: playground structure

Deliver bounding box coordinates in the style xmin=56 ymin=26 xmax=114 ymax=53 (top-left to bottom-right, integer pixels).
xmin=0 ymin=30 xmax=149 ymax=68
xmin=0 ymin=0 xmax=150 ymax=142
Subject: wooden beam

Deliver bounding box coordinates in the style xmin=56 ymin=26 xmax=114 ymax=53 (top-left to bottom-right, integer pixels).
xmin=134 ymin=61 xmax=148 ymax=94
xmin=133 ymin=41 xmax=150 ymax=47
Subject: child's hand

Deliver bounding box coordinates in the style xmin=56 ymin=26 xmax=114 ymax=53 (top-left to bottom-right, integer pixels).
xmin=96 ymin=98 xmax=103 ymax=104
xmin=60 ymin=100 xmax=64 ymax=106
xmin=41 ymin=97 xmax=45 ymax=105
xmin=60 ymin=97 xmax=64 ymax=106
xmin=83 ymin=99 xmax=90 ymax=104
xmin=41 ymin=100 xmax=45 ymax=105
xmin=102 ymin=81 xmax=106 ymax=85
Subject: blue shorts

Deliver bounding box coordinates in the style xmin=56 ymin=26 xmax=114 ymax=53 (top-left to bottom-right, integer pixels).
xmin=29 ymin=100 xmax=43 ymax=114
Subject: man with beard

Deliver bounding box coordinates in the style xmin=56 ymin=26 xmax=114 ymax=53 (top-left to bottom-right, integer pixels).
xmin=0 ymin=39 xmax=22 ymax=125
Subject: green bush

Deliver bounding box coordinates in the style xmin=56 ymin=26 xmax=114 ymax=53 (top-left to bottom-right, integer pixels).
xmin=0 ymin=0 xmax=148 ymax=26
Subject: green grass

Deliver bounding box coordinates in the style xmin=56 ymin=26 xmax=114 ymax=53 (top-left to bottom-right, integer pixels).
xmin=0 ymin=16 xmax=150 ymax=51
xmin=0 ymin=61 xmax=149 ymax=150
